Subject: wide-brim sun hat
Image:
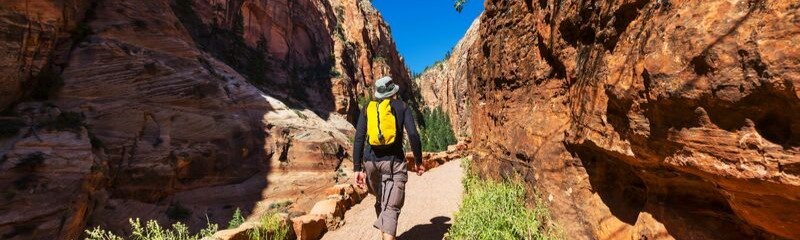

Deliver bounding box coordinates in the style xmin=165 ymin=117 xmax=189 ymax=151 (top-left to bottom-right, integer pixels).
xmin=374 ymin=76 xmax=399 ymax=99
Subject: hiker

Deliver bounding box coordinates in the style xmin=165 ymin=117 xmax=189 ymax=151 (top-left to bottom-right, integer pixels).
xmin=353 ymin=76 xmax=424 ymax=240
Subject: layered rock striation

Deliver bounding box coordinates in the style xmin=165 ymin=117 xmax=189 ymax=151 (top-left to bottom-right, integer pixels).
xmin=465 ymin=0 xmax=800 ymax=239
xmin=0 ymin=0 xmax=411 ymax=239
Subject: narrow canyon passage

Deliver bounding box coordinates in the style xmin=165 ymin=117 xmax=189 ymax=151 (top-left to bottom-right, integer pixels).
xmin=322 ymin=159 xmax=464 ymax=240
xmin=4 ymin=0 xmax=800 ymax=239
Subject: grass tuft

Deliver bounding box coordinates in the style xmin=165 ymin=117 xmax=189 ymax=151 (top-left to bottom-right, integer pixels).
xmin=267 ymin=200 xmax=293 ymax=212
xmin=454 ymin=0 xmax=468 ymax=12
xmin=292 ymin=109 xmax=308 ymax=120
xmin=84 ymin=226 xmax=124 ymax=240
xmin=85 ymin=217 xmax=218 ymax=240
xmin=227 ymin=208 xmax=245 ymax=229
xmin=446 ymin=158 xmax=561 ymax=240
xmin=247 ymin=211 xmax=290 ymax=240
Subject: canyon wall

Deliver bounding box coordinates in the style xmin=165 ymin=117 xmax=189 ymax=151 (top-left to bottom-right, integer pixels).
xmin=0 ymin=0 xmax=92 ymax=110
xmin=0 ymin=0 xmax=410 ymax=239
xmin=467 ymin=0 xmax=800 ymax=239
xmin=415 ymin=16 xmax=480 ymax=138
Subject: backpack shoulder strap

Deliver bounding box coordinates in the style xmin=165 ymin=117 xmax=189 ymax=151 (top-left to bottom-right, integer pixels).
xmin=387 ymin=98 xmax=403 ymax=114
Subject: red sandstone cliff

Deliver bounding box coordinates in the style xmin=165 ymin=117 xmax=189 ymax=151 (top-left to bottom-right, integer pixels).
xmin=466 ymin=0 xmax=800 ymax=239
xmin=0 ymin=0 xmax=410 ymax=239
xmin=415 ymin=16 xmax=480 ymax=139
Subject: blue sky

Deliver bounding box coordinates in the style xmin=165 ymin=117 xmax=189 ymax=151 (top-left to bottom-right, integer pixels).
xmin=371 ymin=0 xmax=483 ymax=75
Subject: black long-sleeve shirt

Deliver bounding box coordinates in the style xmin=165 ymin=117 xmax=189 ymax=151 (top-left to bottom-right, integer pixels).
xmin=353 ymin=99 xmax=422 ymax=172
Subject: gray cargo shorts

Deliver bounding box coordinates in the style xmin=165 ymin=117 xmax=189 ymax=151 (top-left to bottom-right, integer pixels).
xmin=364 ymin=158 xmax=408 ymax=236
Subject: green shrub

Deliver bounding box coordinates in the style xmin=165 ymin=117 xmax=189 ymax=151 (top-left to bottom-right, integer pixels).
xmin=335 ymin=6 xmax=345 ymax=21
xmin=292 ymin=109 xmax=308 ymax=120
xmin=371 ymin=54 xmax=386 ymax=63
xmin=419 ymin=106 xmax=456 ymax=152
xmin=85 ymin=226 xmax=124 ymax=240
xmin=85 ymin=218 xmax=218 ymax=240
xmin=248 ymin=212 xmax=290 ymax=240
xmin=408 ymin=81 xmax=425 ymax=113
xmin=333 ymin=168 xmax=347 ymax=183
xmin=454 ymin=0 xmax=468 ymax=12
xmin=418 ymin=49 xmax=454 ymax=75
xmin=330 ymin=67 xmax=342 ymax=78
xmin=267 ymin=200 xmax=293 ymax=212
xmin=129 ymin=218 xmax=217 ymax=240
xmin=228 ymin=208 xmax=245 ymax=229
xmin=334 ymin=22 xmax=346 ymax=42
xmin=357 ymin=94 xmax=372 ymax=110
xmin=446 ymin=159 xmax=560 ymax=240
xmin=197 ymin=219 xmax=219 ymax=238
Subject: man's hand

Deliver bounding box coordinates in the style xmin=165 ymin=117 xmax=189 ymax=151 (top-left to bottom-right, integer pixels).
xmin=354 ymin=171 xmax=366 ymax=189
xmin=416 ymin=164 xmax=426 ymax=176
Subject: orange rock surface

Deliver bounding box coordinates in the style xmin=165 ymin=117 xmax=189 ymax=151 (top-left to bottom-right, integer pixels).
xmin=415 ymin=17 xmax=480 ymax=139
xmin=464 ymin=0 xmax=800 ymax=239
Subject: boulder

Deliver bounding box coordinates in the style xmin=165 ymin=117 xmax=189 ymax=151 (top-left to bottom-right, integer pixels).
xmin=291 ymin=215 xmax=326 ymax=240
xmin=309 ymin=199 xmax=346 ymax=219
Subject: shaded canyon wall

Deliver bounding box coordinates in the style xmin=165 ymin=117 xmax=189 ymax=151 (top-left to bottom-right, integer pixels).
xmin=462 ymin=0 xmax=800 ymax=239
xmin=0 ymin=0 xmax=411 ymax=239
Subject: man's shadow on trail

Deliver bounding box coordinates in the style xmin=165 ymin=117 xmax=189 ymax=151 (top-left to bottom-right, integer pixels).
xmin=397 ymin=216 xmax=452 ymax=240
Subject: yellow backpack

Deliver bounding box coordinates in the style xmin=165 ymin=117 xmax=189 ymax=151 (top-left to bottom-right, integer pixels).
xmin=366 ymin=99 xmax=397 ymax=147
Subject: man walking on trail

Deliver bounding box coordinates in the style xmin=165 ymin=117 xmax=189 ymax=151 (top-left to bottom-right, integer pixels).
xmin=353 ymin=76 xmax=424 ymax=240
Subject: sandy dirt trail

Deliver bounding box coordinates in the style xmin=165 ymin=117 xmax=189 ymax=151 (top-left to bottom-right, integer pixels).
xmin=321 ymin=159 xmax=464 ymax=240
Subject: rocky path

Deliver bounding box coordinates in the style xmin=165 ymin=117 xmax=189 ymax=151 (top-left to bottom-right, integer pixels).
xmin=321 ymin=159 xmax=464 ymax=240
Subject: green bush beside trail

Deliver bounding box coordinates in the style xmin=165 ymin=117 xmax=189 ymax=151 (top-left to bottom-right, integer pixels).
xmin=446 ymin=159 xmax=561 ymax=240
xmin=84 ymin=209 xmax=291 ymax=240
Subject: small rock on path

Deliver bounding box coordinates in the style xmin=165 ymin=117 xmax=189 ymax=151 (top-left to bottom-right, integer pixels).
xmin=321 ymin=159 xmax=464 ymax=240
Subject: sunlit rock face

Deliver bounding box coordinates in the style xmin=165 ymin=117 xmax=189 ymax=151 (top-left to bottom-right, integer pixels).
xmin=0 ymin=0 xmax=411 ymax=238
xmin=415 ymin=16 xmax=480 ymax=139
xmin=466 ymin=0 xmax=800 ymax=239
xmin=179 ymin=0 xmax=414 ymax=117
